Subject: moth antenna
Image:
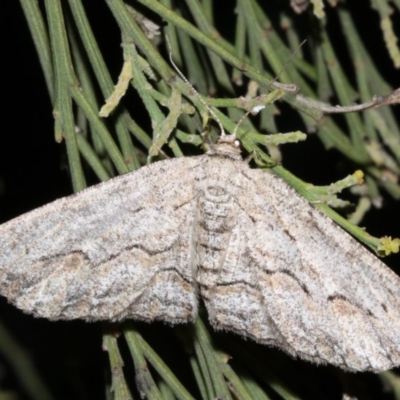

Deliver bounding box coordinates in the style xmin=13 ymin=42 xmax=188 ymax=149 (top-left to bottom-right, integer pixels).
xmin=270 ymin=39 xmax=307 ymax=88
xmin=233 ymin=40 xmax=306 ymax=138
xmin=166 ymin=37 xmax=226 ymax=138
xmin=232 ymin=109 xmax=253 ymax=138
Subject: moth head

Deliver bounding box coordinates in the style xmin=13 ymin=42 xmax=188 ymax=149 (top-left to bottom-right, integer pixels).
xmin=211 ymin=135 xmax=242 ymax=159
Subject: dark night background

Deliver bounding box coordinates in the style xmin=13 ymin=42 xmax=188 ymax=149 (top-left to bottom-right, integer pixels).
xmin=1 ymin=1 xmax=399 ymax=399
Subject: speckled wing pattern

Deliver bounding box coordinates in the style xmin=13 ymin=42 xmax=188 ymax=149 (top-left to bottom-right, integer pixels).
xmin=0 ymin=135 xmax=399 ymax=372
xmin=0 ymin=157 xmax=201 ymax=324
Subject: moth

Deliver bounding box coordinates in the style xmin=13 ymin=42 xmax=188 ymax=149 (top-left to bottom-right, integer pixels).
xmin=0 ymin=132 xmax=399 ymax=372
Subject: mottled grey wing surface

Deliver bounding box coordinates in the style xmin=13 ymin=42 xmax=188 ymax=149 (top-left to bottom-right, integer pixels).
xmin=205 ymin=164 xmax=400 ymax=372
xmin=0 ymin=157 xmax=201 ymax=323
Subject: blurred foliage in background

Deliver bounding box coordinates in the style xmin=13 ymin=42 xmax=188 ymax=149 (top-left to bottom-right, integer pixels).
xmin=1 ymin=0 xmax=400 ymax=399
